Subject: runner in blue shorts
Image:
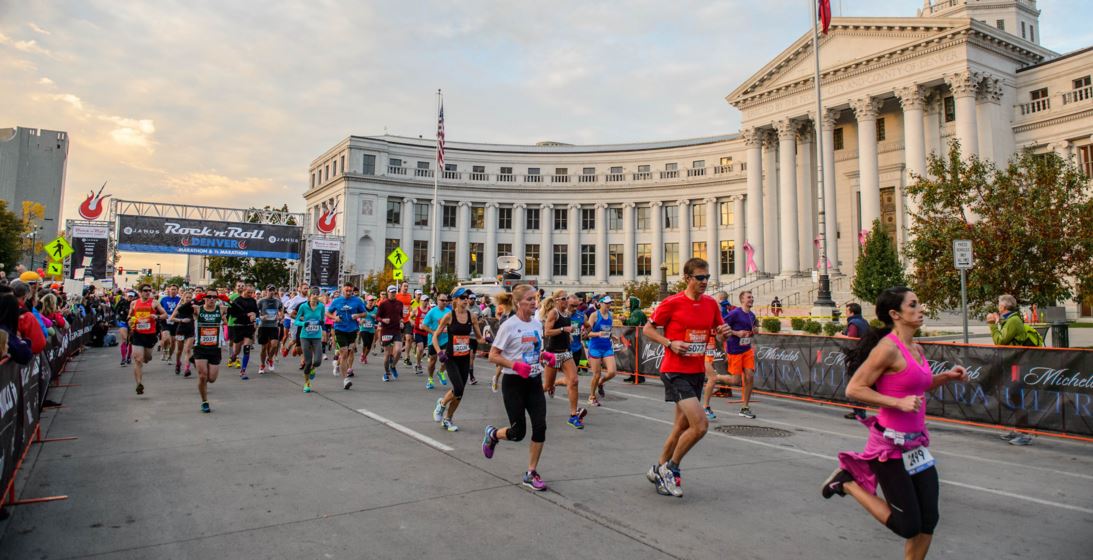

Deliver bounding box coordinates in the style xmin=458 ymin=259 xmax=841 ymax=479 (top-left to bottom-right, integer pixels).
xmin=586 ymin=296 xmax=618 ymax=406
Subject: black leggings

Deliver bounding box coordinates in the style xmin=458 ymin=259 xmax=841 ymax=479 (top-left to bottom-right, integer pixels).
xmin=501 ymin=374 xmax=547 ymax=443
xmin=871 ymin=460 xmax=940 ymax=539
xmin=446 ymin=356 xmax=471 ymax=399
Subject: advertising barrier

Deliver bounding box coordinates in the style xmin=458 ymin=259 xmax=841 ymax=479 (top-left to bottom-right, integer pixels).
xmin=116 ymin=215 xmax=303 ymax=259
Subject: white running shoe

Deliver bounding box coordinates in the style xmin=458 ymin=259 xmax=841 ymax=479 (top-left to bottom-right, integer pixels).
xmin=342 ymin=377 xmax=352 ymax=390
xmin=432 ymin=398 xmax=446 ymax=422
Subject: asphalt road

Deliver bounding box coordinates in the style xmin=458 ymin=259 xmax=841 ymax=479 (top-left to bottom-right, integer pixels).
xmin=2 ymin=344 xmax=1091 ymax=559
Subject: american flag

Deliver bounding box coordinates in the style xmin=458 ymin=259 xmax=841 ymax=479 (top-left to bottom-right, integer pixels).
xmin=436 ymin=99 xmax=445 ymax=168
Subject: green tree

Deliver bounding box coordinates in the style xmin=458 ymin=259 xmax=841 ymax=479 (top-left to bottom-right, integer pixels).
xmin=422 ymin=267 xmax=458 ymax=296
xmin=0 ymin=200 xmax=24 ymax=274
xmin=360 ymin=268 xmax=399 ymax=297
xmin=623 ymin=279 xmax=661 ymax=308
xmin=164 ymin=275 xmax=186 ymax=287
xmin=905 ymin=143 xmax=1093 ymax=313
xmin=851 ymin=218 xmax=907 ymax=304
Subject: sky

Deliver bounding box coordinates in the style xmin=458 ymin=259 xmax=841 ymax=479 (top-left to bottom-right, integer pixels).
xmin=1 ymin=0 xmax=1089 ymax=275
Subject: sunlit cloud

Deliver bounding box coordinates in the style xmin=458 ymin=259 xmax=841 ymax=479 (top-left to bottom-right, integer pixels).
xmin=0 ymin=31 xmax=51 ymax=55
xmin=27 ymin=23 xmax=51 ymax=36
xmin=37 ymin=77 xmax=54 ymax=85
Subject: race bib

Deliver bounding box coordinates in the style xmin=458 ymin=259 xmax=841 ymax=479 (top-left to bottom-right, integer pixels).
xmin=361 ymin=319 xmax=374 ymax=329
xmin=521 ymin=351 xmax=543 ymax=377
xmin=264 ymin=309 xmax=279 ymax=320
xmin=304 ymin=321 xmax=321 ymax=334
xmin=684 ymin=329 xmax=708 ymax=357
xmin=902 ymin=446 xmax=935 ymax=475
xmin=136 ymin=318 xmax=152 ymax=332
xmin=704 ymin=337 xmax=719 ymax=358
xmin=198 ymin=326 xmax=219 ymax=347
xmin=453 ymin=335 xmax=471 ymax=357
xmin=381 ymin=334 xmax=394 ymax=343
xmin=739 ymin=336 xmax=752 ymax=347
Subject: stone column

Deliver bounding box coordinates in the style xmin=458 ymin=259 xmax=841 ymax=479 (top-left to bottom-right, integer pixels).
xmin=512 ymin=203 xmax=526 ymax=268
xmin=896 ymin=85 xmax=927 ymax=245
xmin=945 ymin=70 xmax=981 ymax=159
xmin=734 ymin=195 xmax=746 ymax=278
xmin=651 ymin=201 xmax=664 ymax=275
xmin=978 ymin=76 xmax=1008 ymax=163
xmin=568 ymin=203 xmax=580 ymax=284
xmin=596 ymin=202 xmax=608 ymax=284
xmin=924 ymin=91 xmax=942 ymax=163
xmin=820 ymin=109 xmax=841 ymax=274
xmin=539 ymin=204 xmax=553 ymax=283
xmin=742 ymin=128 xmax=765 ymax=273
xmin=456 ymin=201 xmax=471 ymax=280
xmin=763 ymin=131 xmax=780 ymax=274
xmin=623 ymin=202 xmax=636 ymax=281
xmin=678 ymin=199 xmax=691 ymax=264
xmin=375 ymin=194 xmax=389 ymax=273
xmin=705 ymin=197 xmax=719 ymax=286
xmin=851 ymin=97 xmax=882 ymax=232
xmin=401 ymin=198 xmax=415 ymax=273
xmin=775 ymin=119 xmax=800 ymax=276
xmin=484 ymin=202 xmax=497 ymax=277
xmin=796 ymin=122 xmax=815 ymax=273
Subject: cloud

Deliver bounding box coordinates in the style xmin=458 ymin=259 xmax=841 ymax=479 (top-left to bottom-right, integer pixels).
xmin=0 ymin=31 xmax=51 ymax=55
xmin=49 ymin=93 xmax=84 ymax=110
xmin=38 ymin=77 xmax=54 ymax=85
xmin=43 ymin=93 xmax=157 ymax=150
xmin=27 ymin=22 xmax=50 ymax=35
xmin=161 ymin=173 xmax=282 ymax=206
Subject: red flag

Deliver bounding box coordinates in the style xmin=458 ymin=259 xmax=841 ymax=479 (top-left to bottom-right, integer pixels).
xmin=818 ymin=0 xmax=832 ymax=35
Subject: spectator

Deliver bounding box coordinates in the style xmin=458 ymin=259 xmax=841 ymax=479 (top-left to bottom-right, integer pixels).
xmin=40 ymin=293 xmax=67 ymax=334
xmin=988 ymin=294 xmax=1037 ymax=446
xmin=836 ymin=303 xmax=871 ymax=420
xmin=770 ymin=296 xmax=783 ymax=317
xmin=10 ymin=281 xmax=47 ymax=354
xmin=715 ymin=290 xmax=735 ymax=322
xmin=0 ymin=295 xmax=33 ymax=365
xmin=622 ymin=296 xmax=647 ymax=384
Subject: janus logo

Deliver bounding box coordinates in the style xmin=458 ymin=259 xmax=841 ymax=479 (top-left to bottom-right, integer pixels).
xmin=78 ymin=182 xmax=111 ymax=220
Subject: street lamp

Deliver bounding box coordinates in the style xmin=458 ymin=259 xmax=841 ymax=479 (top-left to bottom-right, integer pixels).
xmin=156 ymin=263 xmax=162 ymax=288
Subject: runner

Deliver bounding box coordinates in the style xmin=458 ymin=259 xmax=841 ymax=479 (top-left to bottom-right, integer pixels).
xmin=489 ymin=292 xmax=514 ymax=393
xmin=159 ymin=285 xmax=181 ymax=362
xmin=586 ymin=296 xmax=618 ymax=406
xmin=421 ymin=292 xmax=451 ymax=388
xmin=566 ymin=294 xmax=588 ymax=378
xmin=466 ymin=294 xmax=481 ymax=385
xmin=169 ymin=289 xmax=196 ymax=377
xmin=128 ymin=284 xmax=169 ymax=395
xmin=293 ymin=288 xmax=326 ymax=393
xmin=327 ymin=283 xmax=367 ymax=390
xmin=431 ymin=287 xmax=485 ymax=432
xmin=358 ymin=294 xmax=378 ymax=364
xmin=114 ymin=291 xmax=135 ymax=366
xmin=191 ymin=292 xmax=229 ymax=412
xmin=396 ymin=283 xmax=414 ymax=366
xmin=377 ymin=285 xmax=405 ymax=380
xmin=723 ymin=290 xmax=758 ymax=419
xmin=641 ymin=258 xmax=730 ymax=498
xmin=228 ymin=286 xmax=259 ymax=380
xmin=410 ymin=294 xmax=429 ymax=374
xmin=226 ymin=281 xmax=245 ymax=367
xmin=540 ymin=289 xmax=587 ymax=429
xmin=256 ymin=285 xmax=285 ymax=375
xmin=821 ymin=287 xmax=968 ymax=559
xmin=482 ymin=284 xmax=558 ymax=491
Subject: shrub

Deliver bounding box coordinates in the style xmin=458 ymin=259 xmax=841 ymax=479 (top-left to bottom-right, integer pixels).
xmin=790 ymin=317 xmax=806 ymax=331
xmin=869 ymin=319 xmax=886 ymax=330
xmin=804 ymin=320 xmax=823 ymax=335
xmin=762 ymin=317 xmax=781 ymax=333
xmin=823 ymin=322 xmax=840 ymax=337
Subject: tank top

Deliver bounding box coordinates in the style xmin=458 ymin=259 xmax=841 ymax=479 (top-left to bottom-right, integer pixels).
xmin=446 ymin=309 xmax=474 ymax=358
xmin=131 ymin=299 xmax=157 ymax=334
xmin=195 ymin=307 xmax=224 ymax=347
xmin=589 ymin=310 xmax=613 ymax=350
xmin=174 ymin=302 xmax=194 ymax=322
xmin=545 ymin=309 xmax=571 ymax=352
xmin=876 ymin=333 xmax=933 ymax=433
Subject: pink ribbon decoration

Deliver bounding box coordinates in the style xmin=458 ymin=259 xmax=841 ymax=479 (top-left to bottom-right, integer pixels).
xmin=814 ymin=236 xmax=830 ymax=271
xmin=743 ymin=241 xmax=758 ymax=273
xmin=858 ymin=229 xmax=869 ymax=247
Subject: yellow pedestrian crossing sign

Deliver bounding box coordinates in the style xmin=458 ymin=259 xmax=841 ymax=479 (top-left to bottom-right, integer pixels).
xmin=387 ymin=247 xmax=408 ymax=268
xmin=392 ymin=269 xmax=404 ymax=281
xmin=46 ymin=261 xmax=63 ymax=277
xmin=44 ymin=236 xmax=73 ymax=261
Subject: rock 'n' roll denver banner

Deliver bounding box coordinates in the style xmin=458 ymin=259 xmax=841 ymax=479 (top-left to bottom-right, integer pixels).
xmin=116 ymin=215 xmax=303 ymax=259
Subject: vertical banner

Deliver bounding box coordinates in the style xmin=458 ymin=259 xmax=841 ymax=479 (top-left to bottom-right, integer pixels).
xmin=69 ymin=224 xmax=110 ymax=280
xmin=309 ymin=238 xmax=341 ymax=290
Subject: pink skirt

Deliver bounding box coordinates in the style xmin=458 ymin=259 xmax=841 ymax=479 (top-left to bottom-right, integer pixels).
xmin=837 ymin=416 xmax=931 ymax=495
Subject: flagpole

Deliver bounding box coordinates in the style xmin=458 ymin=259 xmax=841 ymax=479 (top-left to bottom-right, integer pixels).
xmin=430 ymin=89 xmax=441 ymax=293
xmin=812 ymin=0 xmax=835 ymax=309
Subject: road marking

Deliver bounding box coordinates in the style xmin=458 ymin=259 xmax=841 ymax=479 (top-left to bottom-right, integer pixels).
xmin=355 ymin=408 xmax=454 ymax=452
xmin=599 ymin=404 xmax=1093 ymax=514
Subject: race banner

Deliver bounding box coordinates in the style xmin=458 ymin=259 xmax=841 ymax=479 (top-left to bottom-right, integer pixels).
xmin=69 ymin=224 xmax=110 ymax=280
xmin=309 ymin=238 xmax=341 ymax=290
xmin=116 ymin=215 xmax=303 ymax=259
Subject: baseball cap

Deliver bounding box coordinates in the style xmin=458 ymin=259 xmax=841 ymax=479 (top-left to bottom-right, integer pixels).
xmin=600 ymin=296 xmax=613 ymax=304
xmin=422 ymin=295 xmax=429 ymax=301
xmin=386 ymin=285 xmax=397 ymax=293
xmin=414 ymin=289 xmax=423 ymax=295
xmin=365 ymin=294 xmax=375 ymax=301
xmin=19 ymin=271 xmax=42 ymax=283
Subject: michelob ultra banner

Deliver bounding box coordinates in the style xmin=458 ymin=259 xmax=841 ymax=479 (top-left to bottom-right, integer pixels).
xmin=116 ymin=215 xmax=303 ymax=259
xmin=69 ymin=224 xmax=110 ymax=280
xmin=309 ymin=238 xmax=341 ymax=290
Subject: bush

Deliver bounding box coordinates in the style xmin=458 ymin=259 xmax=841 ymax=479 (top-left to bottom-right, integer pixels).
xmin=851 ymin=218 xmax=907 ymax=304
xmin=762 ymin=317 xmax=781 ymax=333
xmin=869 ymin=319 xmax=886 ymax=330
xmin=823 ymin=322 xmax=840 ymax=336
xmin=790 ymin=317 xmax=806 ymax=331
xmin=623 ymin=279 xmax=661 ymax=308
xmin=804 ymin=320 xmax=823 ymax=335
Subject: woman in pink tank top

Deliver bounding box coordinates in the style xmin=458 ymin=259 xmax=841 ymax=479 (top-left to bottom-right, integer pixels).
xmin=821 ymin=287 xmax=968 ymax=560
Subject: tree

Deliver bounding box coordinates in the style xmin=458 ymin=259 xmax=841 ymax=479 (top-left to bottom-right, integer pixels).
xmin=164 ymin=275 xmax=186 ymax=287
xmin=360 ymin=268 xmax=400 ymax=297
xmin=905 ymin=142 xmax=1093 ymax=313
xmin=0 ymin=201 xmax=24 ymax=274
xmin=421 ymin=267 xmax=458 ymax=297
xmin=623 ymin=279 xmax=661 ymax=308
xmin=851 ymin=218 xmax=907 ymax=304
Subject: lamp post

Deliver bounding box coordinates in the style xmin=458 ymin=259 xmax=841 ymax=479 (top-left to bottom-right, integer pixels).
xmin=156 ymin=263 xmax=162 ymax=288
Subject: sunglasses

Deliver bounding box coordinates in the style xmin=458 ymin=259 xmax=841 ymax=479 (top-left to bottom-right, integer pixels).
xmin=439 ymin=298 xmax=450 ymax=302
xmin=691 ymin=274 xmax=711 ymax=282
xmin=456 ymin=294 xmax=469 ymax=300
xmin=141 ymin=289 xmax=152 ymax=293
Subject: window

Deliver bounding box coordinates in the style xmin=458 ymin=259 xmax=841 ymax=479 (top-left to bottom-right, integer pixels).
xmin=390 ymin=158 xmax=402 ymax=168
xmin=469 ymin=243 xmax=483 ymax=276
xmin=1030 ymin=87 xmax=1048 ymax=100
xmin=610 ymin=166 xmax=623 ymax=174
xmin=525 ymin=244 xmax=540 ymax=275
xmin=720 ymin=240 xmax=735 ymax=275
xmin=692 ymin=160 xmax=705 ymax=169
xmin=581 ymin=244 xmax=596 ymax=276
xmin=528 ymin=167 xmax=540 ymax=175
xmin=310 ymin=173 xmax=315 ymax=188
xmin=526 ymin=207 xmax=540 ymax=230
xmin=636 ymin=206 xmax=651 ymax=230
xmin=498 ymin=207 xmax=512 ymax=230
xmin=692 ymin=241 xmax=707 ymax=261
xmin=417 ymin=161 xmax=430 ymax=170
xmin=472 ymin=165 xmax=485 ymax=173
xmin=692 ymin=202 xmax=706 ymax=228
xmin=637 ymin=244 xmax=651 ymax=276
xmin=442 ymin=204 xmax=457 ymax=228
xmin=385 ymin=238 xmax=400 ymax=259
xmin=583 ymin=167 xmax=595 ymax=175
xmin=553 ymin=244 xmax=568 ymax=276
xmin=581 ymin=207 xmax=595 ymax=231
xmin=340 ymin=155 xmax=345 ymax=175
xmin=664 ymin=243 xmax=679 ymax=275
xmin=441 ymin=242 xmax=457 ymax=273
xmin=555 ymin=167 xmax=568 ymax=176
xmin=720 ymin=201 xmax=734 ymax=226
xmin=445 ymin=163 xmax=457 ymax=171
xmin=608 ymin=207 xmax=622 ymax=231
xmin=386 ymin=200 xmax=402 ymax=225
xmin=638 ymin=164 xmax=651 ymax=173
xmin=720 ymin=156 xmax=732 ymax=167
xmin=554 ymin=208 xmax=568 ymax=231
xmin=1078 ymin=145 xmax=1093 ymax=179
xmin=324 ymin=165 xmax=329 ymax=181
xmin=413 ymin=240 xmax=428 ymax=272
xmin=333 ymin=159 xmax=338 ymax=175
xmin=609 ymin=244 xmax=623 ymax=276
xmin=497 ymin=243 xmax=512 ymax=258
xmin=414 ymin=203 xmax=429 ymax=227
xmin=1021 ymin=20 xmax=1026 ymax=39
xmin=833 ymin=127 xmax=844 ymax=150
xmin=471 ymin=206 xmax=485 ymax=229
xmin=664 ymin=204 xmax=678 ymax=229
xmin=876 ymin=118 xmax=886 ymax=142
xmin=943 ymin=96 xmax=956 ymax=122
xmin=500 ymin=166 xmax=513 ymax=175
xmin=665 ymin=163 xmax=678 ymax=171
xmin=1075 ymin=76 xmax=1092 ymax=89
xmin=1029 ymin=25 xmax=1034 ymax=42
xmin=996 ymin=19 xmax=1004 ymax=31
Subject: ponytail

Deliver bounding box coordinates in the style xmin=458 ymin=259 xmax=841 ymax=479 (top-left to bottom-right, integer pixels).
xmin=846 ymin=287 xmax=910 ymax=375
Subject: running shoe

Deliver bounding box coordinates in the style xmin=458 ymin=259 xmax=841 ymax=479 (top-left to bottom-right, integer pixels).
xmin=738 ymin=407 xmax=756 ymax=419
xmin=184 ymin=369 xmax=191 ymax=378
xmin=126 ymin=357 xmax=132 ymax=365
xmin=383 ymin=373 xmax=390 ymax=382
xmin=442 ymin=419 xmax=459 ymax=432
xmin=482 ymin=426 xmax=498 ymax=459
xmin=598 ymin=383 xmax=605 ymax=398
xmin=821 ymin=468 xmax=852 ymax=499
xmin=491 ymin=375 xmax=500 ymax=393
xmin=425 ymin=380 xmax=435 ymax=390
xmin=522 ymin=470 xmax=548 ymax=492
xmin=303 ymin=383 xmax=312 ymax=393
xmin=433 ymin=398 xmax=446 ymax=422
xmin=391 ymin=368 xmax=399 ymax=380
xmin=577 ymin=407 xmax=588 ymax=421
xmin=415 ymin=364 xmax=423 ymax=374
xmin=333 ymin=363 xmax=340 ymax=376
xmin=999 ymin=431 xmax=1020 ymax=441
xmin=1009 ymin=434 xmax=1034 ymax=446
xmin=469 ymin=376 xmax=478 ymax=385
xmin=438 ymin=370 xmax=447 ymax=386
xmin=588 ymin=395 xmax=601 ymax=407
xmin=647 ymin=464 xmax=672 ymax=496
xmin=308 ymin=370 xmax=316 ymax=381
xmin=348 ymin=369 xmax=355 ymax=377
xmin=259 ymin=367 xmax=266 ymax=375
xmin=240 ymin=372 xmax=249 ymax=381
xmin=704 ymin=407 xmax=717 ymax=420
xmin=268 ymin=361 xmax=276 ymax=372
xmin=659 ymin=464 xmax=683 ymax=498
xmin=567 ymin=414 xmax=584 ymax=429
xmin=201 ymin=401 xmax=211 ymax=413
xmin=175 ymin=362 xmax=181 ymax=375
xmin=120 ymin=359 xmax=127 ymax=367
xmin=403 ymin=357 xmax=412 ymax=366
xmin=342 ymin=377 xmax=353 ymax=390
xmin=135 ymin=383 xmax=144 ymax=395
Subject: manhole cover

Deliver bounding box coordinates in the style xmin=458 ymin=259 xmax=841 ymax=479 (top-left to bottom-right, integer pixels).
xmin=714 ymin=425 xmax=793 ymax=438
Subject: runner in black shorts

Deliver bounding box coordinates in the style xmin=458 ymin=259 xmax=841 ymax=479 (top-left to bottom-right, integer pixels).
xmin=192 ymin=293 xmax=229 ymax=413
xmin=228 ymin=286 xmax=259 ymax=380
xmin=255 ymin=285 xmax=285 ymax=375
xmin=169 ymin=289 xmax=197 ymax=377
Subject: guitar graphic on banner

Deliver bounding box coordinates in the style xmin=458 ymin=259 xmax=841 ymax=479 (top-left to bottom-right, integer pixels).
xmin=316 ymin=201 xmax=339 ymax=234
xmin=78 ymin=182 xmax=111 ymax=221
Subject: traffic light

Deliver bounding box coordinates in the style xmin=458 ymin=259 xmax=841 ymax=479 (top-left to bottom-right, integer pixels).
xmin=118 ymin=266 xmax=124 ymax=274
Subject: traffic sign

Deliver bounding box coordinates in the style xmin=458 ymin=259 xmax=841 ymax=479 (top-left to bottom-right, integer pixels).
xmin=387 ymin=247 xmax=408 ymax=268
xmin=44 ymin=236 xmax=74 ymax=261
xmin=392 ymin=268 xmax=404 ymax=281
xmin=953 ymin=239 xmax=973 ymax=269
xmin=46 ymin=261 xmax=63 ymax=277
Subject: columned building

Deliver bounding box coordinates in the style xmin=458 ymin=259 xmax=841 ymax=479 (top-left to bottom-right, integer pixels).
xmin=306 ymin=1 xmax=1092 ymax=315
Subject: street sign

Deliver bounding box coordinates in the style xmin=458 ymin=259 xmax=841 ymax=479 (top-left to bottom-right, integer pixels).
xmin=387 ymin=247 xmax=408 ymax=268
xmin=46 ymin=261 xmax=63 ymax=277
xmin=44 ymin=236 xmax=74 ymax=261
xmin=953 ymin=239 xmax=973 ymax=269
xmin=392 ymin=268 xmax=404 ymax=281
